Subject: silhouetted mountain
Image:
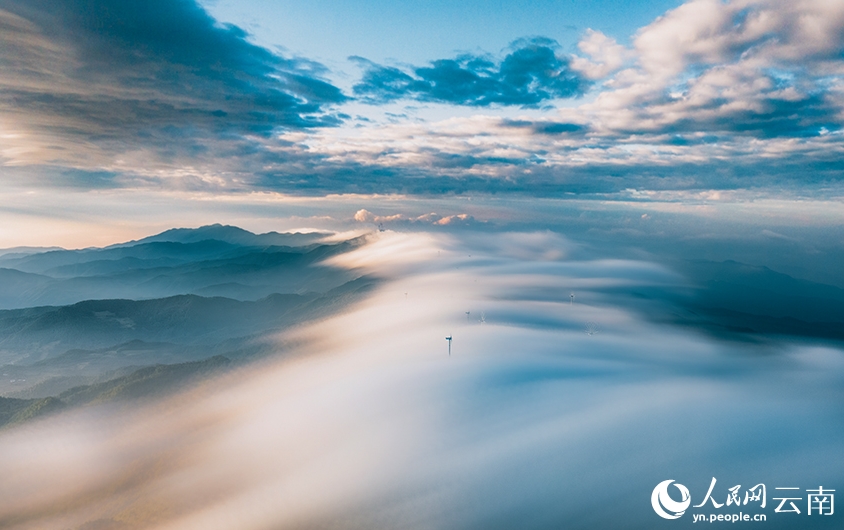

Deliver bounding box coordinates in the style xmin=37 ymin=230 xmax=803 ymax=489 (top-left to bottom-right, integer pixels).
xmin=0 ymin=276 xmax=376 ymax=400
xmin=117 ymin=224 xmax=329 ymax=247
xmin=43 ymin=256 xmax=192 ymax=278
xmin=666 ymin=260 xmax=844 ymax=342
xmin=0 ymin=396 xmax=32 ymax=425
xmin=0 ymin=396 xmax=65 ymax=428
xmin=59 ymin=356 xmax=232 ymax=407
xmin=0 ymin=356 xmax=232 ymax=429
xmin=0 ymin=227 xmax=375 ymax=419
xmin=0 ymin=287 xmax=359 ymax=362
xmin=192 ymin=282 xmax=281 ymax=299
xmin=0 ymin=246 xmax=63 ymax=258
xmin=678 ymin=260 xmax=844 ymax=321
xmin=32 ymin=339 xmax=203 ymax=373
xmin=4 ymin=341 xmax=230 ymax=399
xmin=5 ymin=374 xmax=107 ymax=401
xmin=0 ymin=239 xmax=243 ymax=275
xmin=0 ymin=235 xmax=365 ymax=309
xmin=0 ymin=268 xmax=55 ymax=308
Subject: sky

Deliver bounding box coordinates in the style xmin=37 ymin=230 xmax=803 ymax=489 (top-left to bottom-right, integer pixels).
xmin=0 ymin=0 xmax=843 ymax=267
xmin=199 ymin=1 xmax=682 ymax=68
xmin=1 ymin=5 xmax=844 ymax=527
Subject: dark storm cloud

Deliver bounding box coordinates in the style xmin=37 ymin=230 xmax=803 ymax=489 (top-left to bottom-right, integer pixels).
xmin=0 ymin=0 xmax=346 ymax=156
xmin=351 ymin=38 xmax=589 ymax=107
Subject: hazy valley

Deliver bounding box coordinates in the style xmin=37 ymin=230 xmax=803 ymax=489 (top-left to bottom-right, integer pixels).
xmin=0 ymin=225 xmax=375 ymax=428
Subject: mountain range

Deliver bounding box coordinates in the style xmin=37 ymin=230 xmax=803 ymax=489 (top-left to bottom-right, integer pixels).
xmin=3 ymin=224 xmax=843 ymax=428
xmin=0 ymin=225 xmax=356 ymax=309
xmin=0 ymin=225 xmax=375 ymax=423
xmin=614 ymin=259 xmax=844 ymax=343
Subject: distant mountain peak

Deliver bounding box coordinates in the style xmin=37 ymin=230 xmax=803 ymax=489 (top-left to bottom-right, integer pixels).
xmin=0 ymin=246 xmax=65 ymax=258
xmin=113 ymin=224 xmax=331 ymax=248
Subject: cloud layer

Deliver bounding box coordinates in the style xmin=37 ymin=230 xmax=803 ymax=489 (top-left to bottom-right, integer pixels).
xmin=277 ymin=0 xmax=844 ymax=196
xmin=584 ymin=0 xmax=844 ymax=139
xmin=351 ymin=38 xmax=589 ymax=107
xmin=0 ymin=0 xmax=842 ymax=200
xmin=1 ymin=231 xmax=842 ymax=529
xmin=0 ymin=0 xmax=345 ymax=166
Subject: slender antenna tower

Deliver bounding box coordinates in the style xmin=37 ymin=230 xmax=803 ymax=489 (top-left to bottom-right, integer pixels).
xmin=445 ymin=335 xmax=452 ymax=356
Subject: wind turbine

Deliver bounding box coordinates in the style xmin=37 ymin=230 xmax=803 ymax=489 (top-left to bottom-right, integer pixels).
xmin=445 ymin=335 xmax=452 ymax=356
xmin=570 ymin=293 xmax=575 ymax=305
xmin=465 ymin=311 xmax=471 ymax=323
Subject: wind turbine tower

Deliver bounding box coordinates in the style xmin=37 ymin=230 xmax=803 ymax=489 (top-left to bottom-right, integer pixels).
xmin=445 ymin=335 xmax=452 ymax=356
xmin=570 ymin=293 xmax=575 ymax=305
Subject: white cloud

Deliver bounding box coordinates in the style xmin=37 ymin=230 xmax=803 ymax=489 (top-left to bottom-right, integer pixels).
xmin=570 ymin=29 xmax=630 ymax=80
xmin=353 ymin=208 xmax=477 ymax=227
xmin=2 ymin=0 xmax=843 ymax=199
xmin=1 ymin=230 xmax=842 ymax=528
xmin=584 ymin=0 xmax=844 ymax=133
xmin=271 ymin=0 xmax=844 ymax=196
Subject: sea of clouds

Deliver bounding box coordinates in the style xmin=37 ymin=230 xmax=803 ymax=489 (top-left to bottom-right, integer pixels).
xmin=1 ymin=230 xmax=842 ymax=529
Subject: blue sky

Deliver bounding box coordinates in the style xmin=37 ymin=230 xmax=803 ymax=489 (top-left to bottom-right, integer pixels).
xmin=0 ymin=0 xmax=843 ymax=253
xmin=200 ymin=0 xmax=682 ymax=67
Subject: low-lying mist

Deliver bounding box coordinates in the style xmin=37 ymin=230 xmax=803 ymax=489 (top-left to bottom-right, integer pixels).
xmin=1 ymin=230 xmax=842 ymax=529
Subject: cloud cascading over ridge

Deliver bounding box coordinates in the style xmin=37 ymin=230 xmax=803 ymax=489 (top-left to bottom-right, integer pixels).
xmin=1 ymin=231 xmax=842 ymax=529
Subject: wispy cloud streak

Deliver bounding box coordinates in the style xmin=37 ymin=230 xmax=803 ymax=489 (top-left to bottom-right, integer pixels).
xmin=0 ymin=0 xmax=346 ymax=167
